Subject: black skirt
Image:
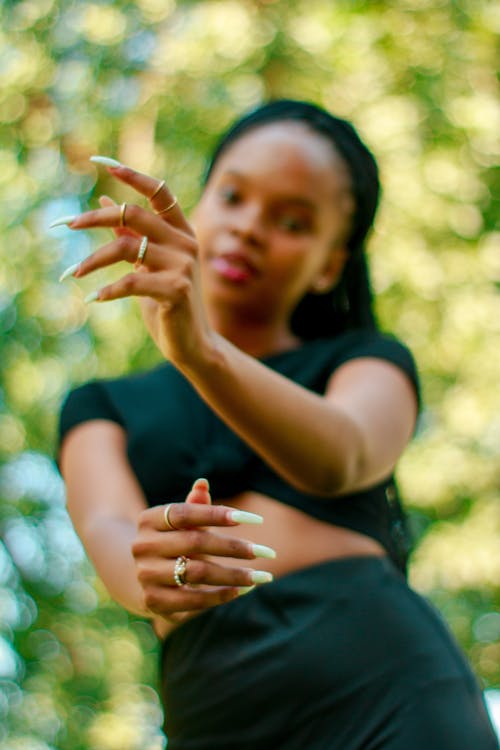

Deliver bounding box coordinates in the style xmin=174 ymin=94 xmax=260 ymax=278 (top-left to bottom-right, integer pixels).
xmin=160 ymin=556 xmax=498 ymax=750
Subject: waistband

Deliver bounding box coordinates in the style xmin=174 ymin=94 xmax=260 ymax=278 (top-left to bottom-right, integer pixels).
xmin=159 ymin=554 xmax=479 ymax=748
xmin=162 ymin=554 xmax=398 ymax=653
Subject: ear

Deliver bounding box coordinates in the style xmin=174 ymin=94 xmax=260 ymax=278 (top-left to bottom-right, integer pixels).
xmin=309 ymin=246 xmax=348 ymax=295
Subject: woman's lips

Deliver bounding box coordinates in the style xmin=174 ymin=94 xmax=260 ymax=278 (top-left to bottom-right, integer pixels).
xmin=210 ymin=253 xmax=259 ymax=283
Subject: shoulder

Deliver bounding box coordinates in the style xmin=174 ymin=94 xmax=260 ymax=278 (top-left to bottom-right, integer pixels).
xmin=59 ymin=380 xmax=124 ymax=445
xmin=267 ymin=329 xmax=420 ymax=404
xmin=329 ymin=328 xmax=420 ymax=406
xmin=58 ymin=363 xmax=175 ymax=445
xmin=334 ymin=328 xmax=418 ymax=368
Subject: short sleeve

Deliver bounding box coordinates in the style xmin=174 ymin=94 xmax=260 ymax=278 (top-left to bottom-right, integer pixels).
xmin=335 ymin=332 xmax=421 ymax=408
xmin=58 ymin=381 xmax=125 ymax=448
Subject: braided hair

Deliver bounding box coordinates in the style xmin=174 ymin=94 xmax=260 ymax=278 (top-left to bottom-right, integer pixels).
xmin=204 ymin=99 xmax=381 ymax=339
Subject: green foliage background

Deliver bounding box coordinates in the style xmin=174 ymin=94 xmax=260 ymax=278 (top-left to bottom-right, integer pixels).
xmin=0 ymin=0 xmax=499 ymax=747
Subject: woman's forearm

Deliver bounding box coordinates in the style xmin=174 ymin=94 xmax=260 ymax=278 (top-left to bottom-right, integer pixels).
xmin=80 ymin=516 xmax=148 ymax=616
xmin=82 ymin=516 xmax=187 ymax=638
xmin=179 ymin=335 xmax=365 ymax=497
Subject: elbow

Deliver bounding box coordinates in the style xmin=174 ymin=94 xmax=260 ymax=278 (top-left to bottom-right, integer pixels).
xmin=307 ymin=457 xmax=363 ymax=498
xmin=288 ymin=470 xmax=349 ymax=498
xmin=291 ymin=433 xmax=368 ymax=498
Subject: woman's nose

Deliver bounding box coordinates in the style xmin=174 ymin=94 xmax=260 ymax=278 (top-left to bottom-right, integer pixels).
xmin=230 ymin=202 xmax=266 ymax=245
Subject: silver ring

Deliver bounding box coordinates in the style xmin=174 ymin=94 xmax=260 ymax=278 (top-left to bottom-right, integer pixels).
xmin=174 ymin=555 xmax=189 ymax=587
xmin=163 ymin=503 xmax=177 ymax=530
xmin=135 ymin=235 xmax=149 ymax=267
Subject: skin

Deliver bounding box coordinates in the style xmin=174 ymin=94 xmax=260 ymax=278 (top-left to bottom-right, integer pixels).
xmin=59 ymin=122 xmax=418 ymax=636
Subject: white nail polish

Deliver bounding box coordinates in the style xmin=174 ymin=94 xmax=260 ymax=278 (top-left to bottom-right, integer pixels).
xmin=84 ymin=290 xmax=100 ymax=304
xmin=251 ymin=544 xmax=277 ymax=560
xmin=90 ymin=155 xmax=121 ymax=168
xmin=250 ymin=570 xmax=273 ymax=584
xmin=49 ymin=215 xmax=78 ymax=228
xmin=229 ymin=510 xmax=263 ymax=525
xmin=59 ymin=262 xmax=80 ymax=282
xmin=237 ymin=586 xmax=256 ymax=596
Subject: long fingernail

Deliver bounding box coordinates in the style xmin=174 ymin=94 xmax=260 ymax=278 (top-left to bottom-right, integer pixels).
xmin=229 ymin=510 xmax=263 ymax=525
xmin=99 ymin=194 xmax=115 ymax=207
xmin=59 ymin=262 xmax=80 ymax=282
xmin=251 ymin=544 xmax=277 ymax=559
xmin=90 ymin=155 xmax=121 ymax=168
xmin=237 ymin=586 xmax=256 ymax=596
xmin=192 ymin=478 xmax=209 ymax=491
xmin=84 ymin=290 xmax=101 ymax=304
xmin=49 ymin=215 xmax=78 ymax=228
xmin=250 ymin=570 xmax=273 ymax=584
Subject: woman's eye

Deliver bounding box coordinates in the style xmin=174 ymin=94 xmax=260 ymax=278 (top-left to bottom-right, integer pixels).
xmin=278 ymin=215 xmax=310 ymax=233
xmin=220 ymin=187 xmax=240 ymax=205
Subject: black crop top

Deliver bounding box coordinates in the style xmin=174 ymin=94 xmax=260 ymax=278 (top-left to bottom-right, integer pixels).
xmin=59 ymin=329 xmax=420 ymax=571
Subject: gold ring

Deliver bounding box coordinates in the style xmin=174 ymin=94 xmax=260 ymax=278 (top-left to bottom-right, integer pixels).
xmin=135 ymin=236 xmax=149 ymax=267
xmin=174 ymin=555 xmax=189 ymax=587
xmin=163 ymin=503 xmax=177 ymax=530
xmin=149 ymin=179 xmax=165 ymax=201
xmin=154 ymin=197 xmax=178 ymax=215
xmin=120 ymin=202 xmax=127 ymax=227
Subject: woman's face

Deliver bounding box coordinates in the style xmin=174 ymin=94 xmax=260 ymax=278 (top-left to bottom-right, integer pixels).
xmin=194 ymin=121 xmax=355 ymax=329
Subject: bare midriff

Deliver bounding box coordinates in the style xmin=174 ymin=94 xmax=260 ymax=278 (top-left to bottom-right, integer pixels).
xmin=214 ymin=491 xmax=386 ymax=577
xmin=153 ymin=491 xmax=385 ymax=637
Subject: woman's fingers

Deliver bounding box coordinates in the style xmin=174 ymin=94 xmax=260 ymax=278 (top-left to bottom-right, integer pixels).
xmin=142 ymin=500 xmax=264 ymax=532
xmin=143 ymin=584 xmax=243 ymax=615
xmin=99 ymin=195 xmax=115 ymax=208
xmin=90 ymin=156 xmax=193 ymax=234
xmin=70 ymin=234 xmax=174 ymax=279
xmin=59 ymin=235 xmax=174 ymax=286
xmin=139 ymin=555 xmax=273 ymax=617
xmin=57 ymin=204 xmax=171 ymax=244
xmin=84 ymin=268 xmax=193 ymax=305
xmin=74 ymin=236 xmax=149 ymax=276
xmin=139 ymin=556 xmax=272 ymax=590
xmin=55 ymin=203 xmax=197 ymax=264
xmin=133 ymin=526 xmax=275 ymax=561
xmin=58 ymin=220 xmax=197 ymax=297
xmin=179 ymin=558 xmax=272 ymax=587
xmin=133 ymin=484 xmax=276 ymax=617
xmin=185 ymin=477 xmax=212 ymax=505
xmin=98 ymin=195 xmax=133 ymax=238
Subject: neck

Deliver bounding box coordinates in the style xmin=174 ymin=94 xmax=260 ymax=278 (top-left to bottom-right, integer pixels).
xmin=207 ymin=308 xmax=301 ymax=359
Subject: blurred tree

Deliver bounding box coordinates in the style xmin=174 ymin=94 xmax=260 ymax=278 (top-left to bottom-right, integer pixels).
xmin=0 ymin=0 xmax=498 ymax=747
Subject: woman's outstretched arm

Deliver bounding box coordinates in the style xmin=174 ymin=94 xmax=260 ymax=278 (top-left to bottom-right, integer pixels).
xmin=60 ymin=420 xmax=150 ymax=615
xmin=56 ymin=164 xmax=417 ymax=499
xmin=179 ymin=337 xmax=418 ymax=497
xmin=60 ymin=421 xmax=273 ymax=626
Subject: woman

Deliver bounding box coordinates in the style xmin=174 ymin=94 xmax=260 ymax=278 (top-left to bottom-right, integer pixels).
xmin=55 ymin=100 xmax=497 ymax=749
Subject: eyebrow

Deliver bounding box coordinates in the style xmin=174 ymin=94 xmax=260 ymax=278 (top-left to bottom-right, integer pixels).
xmin=220 ymin=170 xmax=317 ymax=209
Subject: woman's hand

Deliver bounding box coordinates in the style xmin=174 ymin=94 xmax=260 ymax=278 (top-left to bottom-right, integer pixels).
xmin=54 ymin=159 xmax=213 ymax=369
xmin=131 ymin=479 xmax=275 ymax=626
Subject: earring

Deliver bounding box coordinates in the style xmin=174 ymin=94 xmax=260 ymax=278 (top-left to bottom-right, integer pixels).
xmin=310 ymin=278 xmax=332 ymax=294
